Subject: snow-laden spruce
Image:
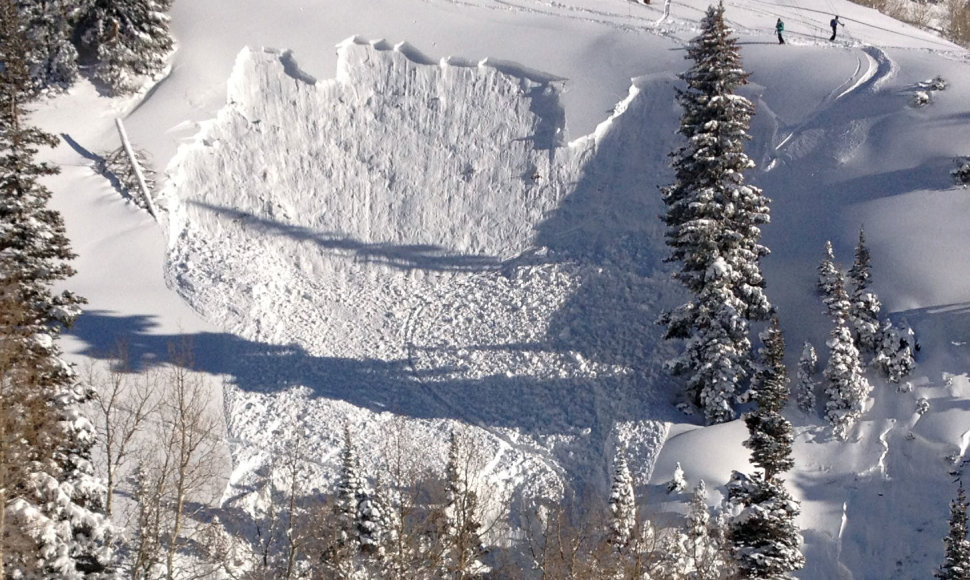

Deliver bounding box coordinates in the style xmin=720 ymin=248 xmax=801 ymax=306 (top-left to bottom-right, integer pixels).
xmin=666 ymin=480 xmax=731 ymax=579
xmin=0 ymin=6 xmax=114 ymax=576
xmin=847 ymin=227 xmax=882 ymax=354
xmin=936 ymin=482 xmax=970 ymax=580
xmin=82 ymin=0 xmax=176 ymax=95
xmin=17 ymin=0 xmax=79 ymax=89
xmin=823 ymin=271 xmax=872 ymax=440
xmin=817 ymin=241 xmax=840 ymax=314
xmin=725 ymin=472 xmax=804 ymax=579
xmin=794 ymin=342 xmax=819 ymax=415
xmin=609 ymin=451 xmax=638 ymax=549
xmin=660 ymin=1 xmax=771 ymax=425
xmin=726 ymin=316 xmax=804 ymax=579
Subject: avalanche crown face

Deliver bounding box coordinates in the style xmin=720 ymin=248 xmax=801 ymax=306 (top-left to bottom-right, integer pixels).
xmin=162 ymin=40 xmax=679 ymax=500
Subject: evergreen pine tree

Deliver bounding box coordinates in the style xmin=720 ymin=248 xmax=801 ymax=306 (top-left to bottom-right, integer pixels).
xmin=15 ymin=0 xmax=80 ymax=89
xmin=725 ymin=471 xmax=804 ymax=579
xmin=847 ymin=227 xmax=882 ymax=353
xmin=608 ymin=451 xmax=637 ymax=549
xmin=823 ymin=271 xmax=873 ymax=439
xmin=936 ymin=481 xmax=970 ymax=580
xmin=727 ymin=318 xmax=804 ymax=579
xmin=78 ymin=0 xmax=175 ymax=94
xmin=335 ymin=427 xmax=365 ymax=548
xmin=441 ymin=431 xmax=487 ymax=579
xmin=817 ymin=241 xmax=840 ymax=314
xmin=1 ymin=3 xmax=113 ymax=575
xmin=660 ymin=1 xmax=771 ymax=424
xmin=794 ymin=341 xmax=819 ymax=414
xmin=873 ymin=320 xmax=916 ymax=385
xmin=744 ymin=318 xmax=794 ymax=481
xmin=677 ymin=480 xmax=729 ymax=580
xmin=356 ymin=484 xmax=388 ymax=558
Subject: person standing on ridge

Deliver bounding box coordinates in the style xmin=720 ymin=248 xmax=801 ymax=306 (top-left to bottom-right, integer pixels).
xmin=776 ymin=18 xmax=785 ymax=44
xmin=830 ymin=15 xmax=843 ymax=40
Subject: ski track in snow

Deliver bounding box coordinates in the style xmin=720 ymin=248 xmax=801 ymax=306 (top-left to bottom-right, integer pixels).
xmin=835 ymin=46 xmax=896 ymax=100
xmin=769 ymin=45 xmax=896 ymax=169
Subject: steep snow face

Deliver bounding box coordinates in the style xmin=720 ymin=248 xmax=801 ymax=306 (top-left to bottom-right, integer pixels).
xmin=164 ymin=40 xmax=572 ymax=353
xmin=161 ymin=38 xmax=681 ymax=506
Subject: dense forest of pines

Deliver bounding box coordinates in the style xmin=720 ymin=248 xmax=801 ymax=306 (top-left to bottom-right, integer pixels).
xmin=0 ymin=0 xmax=961 ymax=577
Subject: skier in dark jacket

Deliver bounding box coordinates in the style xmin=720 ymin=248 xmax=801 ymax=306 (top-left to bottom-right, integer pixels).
xmin=830 ymin=15 xmax=843 ymax=40
xmin=776 ymin=18 xmax=785 ymax=44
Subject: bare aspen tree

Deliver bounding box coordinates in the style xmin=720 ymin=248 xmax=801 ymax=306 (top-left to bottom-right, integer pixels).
xmin=244 ymin=427 xmax=319 ymax=579
xmin=129 ymin=459 xmax=168 ymax=578
xmin=86 ymin=340 xmax=159 ymax=518
xmin=520 ymin=499 xmax=595 ymax=579
xmin=122 ymin=340 xmax=225 ymax=579
xmin=378 ymin=417 xmax=439 ymax=579
xmin=160 ymin=344 xmax=224 ymax=580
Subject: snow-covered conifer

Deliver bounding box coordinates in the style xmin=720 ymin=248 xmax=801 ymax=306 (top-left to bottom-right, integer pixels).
xmin=78 ymin=0 xmax=175 ymax=94
xmin=667 ymin=461 xmax=688 ymax=494
xmin=794 ymin=342 xmax=819 ymax=414
xmin=660 ymin=1 xmax=770 ymax=424
xmin=1 ymin=5 xmax=113 ymax=575
xmin=673 ymin=480 xmax=728 ymax=580
xmin=847 ymin=227 xmax=882 ymax=353
xmin=15 ymin=0 xmax=81 ymax=89
xmin=333 ymin=427 xmax=373 ymax=551
xmin=817 ymin=241 xmax=840 ymax=311
xmin=441 ymin=431 xmax=488 ymax=578
xmin=726 ymin=318 xmax=803 ymax=578
xmin=744 ymin=318 xmax=794 ymax=481
xmin=823 ymin=272 xmax=872 ymax=439
xmin=873 ymin=320 xmax=916 ymax=384
xmin=357 ymin=483 xmax=389 ymax=559
xmin=936 ymin=481 xmax=970 ymax=580
xmin=609 ymin=452 xmax=638 ymax=549
xmin=725 ymin=471 xmax=804 ymax=579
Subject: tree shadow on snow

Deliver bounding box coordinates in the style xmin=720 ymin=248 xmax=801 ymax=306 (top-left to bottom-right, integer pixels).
xmin=69 ymin=311 xmax=665 ymax=433
xmin=187 ymin=200 xmax=504 ymax=273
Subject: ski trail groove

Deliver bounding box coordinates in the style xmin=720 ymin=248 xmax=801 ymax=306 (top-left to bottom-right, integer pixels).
xmin=836 ymin=46 xmax=895 ymax=100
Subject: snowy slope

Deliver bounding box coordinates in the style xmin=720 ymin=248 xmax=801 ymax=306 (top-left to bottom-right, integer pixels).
xmin=36 ymin=0 xmax=970 ymax=577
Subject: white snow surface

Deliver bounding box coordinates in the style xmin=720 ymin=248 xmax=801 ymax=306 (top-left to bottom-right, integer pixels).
xmin=35 ymin=0 xmax=970 ymax=576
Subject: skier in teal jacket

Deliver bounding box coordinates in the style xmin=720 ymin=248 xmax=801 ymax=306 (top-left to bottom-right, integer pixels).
xmin=776 ymin=18 xmax=785 ymax=44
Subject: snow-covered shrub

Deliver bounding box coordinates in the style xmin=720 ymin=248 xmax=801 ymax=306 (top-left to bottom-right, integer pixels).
xmin=916 ymin=397 xmax=930 ymax=415
xmin=912 ymin=91 xmax=930 ymax=107
xmin=667 ymin=461 xmax=687 ymax=493
xmin=953 ymin=159 xmax=970 ymax=185
xmin=667 ymin=462 xmax=688 ymax=494
xmin=918 ymin=75 xmax=947 ymax=91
